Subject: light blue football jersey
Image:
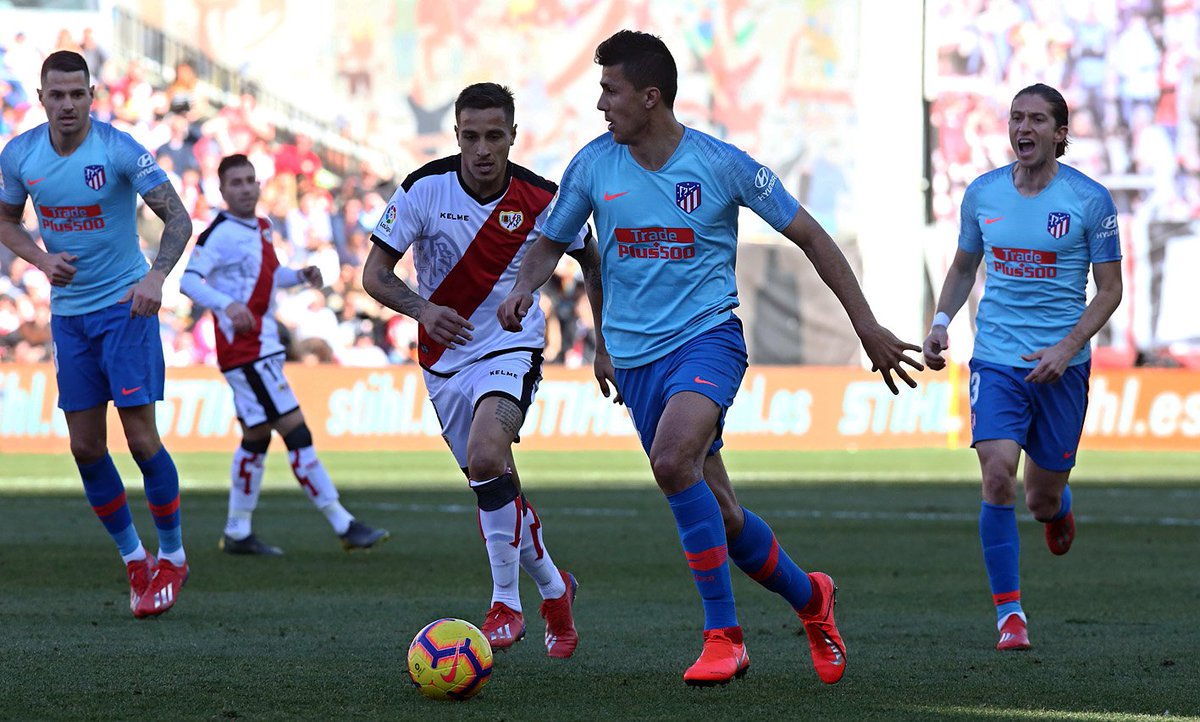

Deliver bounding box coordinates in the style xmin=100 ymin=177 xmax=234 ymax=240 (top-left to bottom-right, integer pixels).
xmin=543 ymin=127 xmax=799 ymax=367
xmin=959 ymin=162 xmax=1121 ymax=367
xmin=0 ymin=120 xmax=168 ymax=315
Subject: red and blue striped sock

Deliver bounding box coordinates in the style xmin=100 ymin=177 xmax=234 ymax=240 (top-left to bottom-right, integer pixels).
xmin=79 ymin=454 xmax=141 ymax=556
xmin=980 ymin=501 xmax=1023 ymax=626
xmin=728 ymin=507 xmax=813 ymax=611
xmin=137 ymin=447 xmax=183 ymax=558
xmin=667 ymin=480 xmax=737 ymax=630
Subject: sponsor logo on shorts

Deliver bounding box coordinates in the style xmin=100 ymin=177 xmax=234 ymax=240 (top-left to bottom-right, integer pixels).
xmin=489 ymin=369 xmax=519 ymax=379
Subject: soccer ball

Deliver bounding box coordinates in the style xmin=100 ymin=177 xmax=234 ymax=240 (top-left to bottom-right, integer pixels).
xmin=407 ymin=618 xmax=493 ymax=701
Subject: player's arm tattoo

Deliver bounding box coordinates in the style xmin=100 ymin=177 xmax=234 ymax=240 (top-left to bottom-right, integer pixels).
xmin=142 ymin=181 xmax=192 ymax=275
xmin=365 ymin=244 xmax=430 ymax=319
xmin=494 ymin=398 xmax=524 ymax=438
xmin=570 ymin=228 xmax=606 ymax=317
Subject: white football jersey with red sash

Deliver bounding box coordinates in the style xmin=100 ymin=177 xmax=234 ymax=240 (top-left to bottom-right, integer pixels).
xmin=183 ymin=212 xmax=304 ymax=371
xmin=371 ymin=155 xmax=586 ymax=376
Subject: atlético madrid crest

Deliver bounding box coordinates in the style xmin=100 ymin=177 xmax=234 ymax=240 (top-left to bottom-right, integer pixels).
xmin=498 ymin=210 xmax=523 ymax=232
xmin=1047 ymin=211 xmax=1070 ymax=239
xmin=84 ymin=164 xmax=106 ymax=191
xmin=676 ymin=181 xmax=701 ymax=213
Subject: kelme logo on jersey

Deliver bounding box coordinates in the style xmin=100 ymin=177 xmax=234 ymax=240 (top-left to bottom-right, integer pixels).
xmin=498 ymin=211 xmax=523 ymax=232
xmin=615 ymin=227 xmax=696 ymax=260
xmin=84 ymin=165 xmax=106 ymax=191
xmin=991 ymin=246 xmax=1058 ymax=279
xmin=676 ymin=181 xmax=701 ymax=213
xmin=380 ymin=204 xmax=397 ymax=233
xmin=1047 ymin=211 xmax=1070 ymax=239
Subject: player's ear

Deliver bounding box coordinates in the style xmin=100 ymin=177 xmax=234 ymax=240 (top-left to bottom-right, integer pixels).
xmin=511 ymin=124 xmax=517 ymax=145
xmin=644 ymin=87 xmax=660 ymax=110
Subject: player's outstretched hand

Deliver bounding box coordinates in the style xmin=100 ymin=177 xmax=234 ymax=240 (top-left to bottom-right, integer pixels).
xmin=418 ymin=304 xmax=473 ymax=349
xmin=301 ymin=266 xmax=323 ymax=288
xmin=859 ymin=322 xmax=924 ymax=394
xmin=120 ymin=270 xmax=166 ymax=317
xmin=225 ymin=301 xmax=256 ymax=334
xmin=1021 ymin=340 xmax=1076 ymax=384
xmin=497 ymin=291 xmax=533 ymax=332
xmin=922 ymin=326 xmax=949 ymax=371
xmin=40 ymin=252 xmax=77 ymax=286
xmin=593 ymin=348 xmax=623 ymax=405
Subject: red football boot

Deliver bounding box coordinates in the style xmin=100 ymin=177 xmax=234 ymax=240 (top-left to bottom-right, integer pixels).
xmin=539 ymin=571 xmax=578 ymax=659
xmin=797 ymin=572 xmax=847 ymax=684
xmin=1045 ymin=511 xmax=1075 ymax=556
xmin=683 ymin=626 xmax=750 ymax=686
xmin=481 ymin=602 xmax=525 ymax=651
xmin=996 ymin=614 xmax=1031 ymax=651
xmin=134 ymin=559 xmax=188 ymax=619
xmin=126 ymin=555 xmax=157 ymax=616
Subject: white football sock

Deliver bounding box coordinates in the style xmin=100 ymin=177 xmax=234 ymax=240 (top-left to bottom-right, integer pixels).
xmin=472 ymin=477 xmax=522 ymax=611
xmin=518 ymin=501 xmax=566 ymax=600
xmin=226 ymin=447 xmax=265 ymax=539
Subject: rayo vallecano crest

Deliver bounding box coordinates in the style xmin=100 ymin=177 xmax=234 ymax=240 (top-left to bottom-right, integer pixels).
xmin=498 ymin=210 xmax=523 ymax=232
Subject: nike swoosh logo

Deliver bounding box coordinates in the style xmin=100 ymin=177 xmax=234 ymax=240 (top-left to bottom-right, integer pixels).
xmin=27 ymin=178 xmax=46 ymax=185
xmin=121 ymin=386 xmax=143 ymax=396
xmin=603 ymin=191 xmax=628 ymax=201
xmin=694 ymin=376 xmax=718 ymax=387
xmin=985 ymin=217 xmax=1003 ymax=224
xmin=440 ymin=649 xmax=462 ymax=682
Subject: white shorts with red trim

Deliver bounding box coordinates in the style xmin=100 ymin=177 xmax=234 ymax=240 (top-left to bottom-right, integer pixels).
xmin=222 ymin=353 xmax=300 ymax=428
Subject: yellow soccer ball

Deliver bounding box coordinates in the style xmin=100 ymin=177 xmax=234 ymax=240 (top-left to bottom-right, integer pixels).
xmin=407 ymin=618 xmax=494 ymax=701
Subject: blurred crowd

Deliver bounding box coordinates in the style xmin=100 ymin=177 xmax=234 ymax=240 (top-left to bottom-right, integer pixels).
xmin=0 ymin=29 xmax=597 ymax=369
xmin=927 ymin=0 xmax=1200 ymax=364
xmin=929 ymin=0 xmax=1200 ymax=222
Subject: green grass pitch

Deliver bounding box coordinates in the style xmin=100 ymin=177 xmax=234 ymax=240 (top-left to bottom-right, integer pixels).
xmin=0 ymin=449 xmax=1197 ymax=721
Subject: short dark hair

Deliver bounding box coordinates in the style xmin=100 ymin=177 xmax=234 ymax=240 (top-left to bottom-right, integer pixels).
xmin=455 ymin=83 xmax=515 ymax=125
xmin=217 ymin=154 xmax=254 ymax=182
xmin=41 ymin=50 xmax=90 ymax=85
xmin=594 ymin=30 xmax=678 ymax=108
xmin=1014 ymin=83 xmax=1070 ymax=158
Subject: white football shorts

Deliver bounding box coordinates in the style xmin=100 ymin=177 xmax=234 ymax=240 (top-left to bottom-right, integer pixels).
xmin=222 ymin=353 xmax=300 ymax=428
xmin=425 ymin=350 xmax=543 ymax=468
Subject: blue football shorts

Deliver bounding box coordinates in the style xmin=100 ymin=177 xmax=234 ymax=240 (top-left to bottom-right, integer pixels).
xmin=51 ymin=301 xmax=166 ymax=412
xmin=614 ymin=317 xmax=748 ymax=457
xmin=968 ymin=357 xmax=1090 ymax=472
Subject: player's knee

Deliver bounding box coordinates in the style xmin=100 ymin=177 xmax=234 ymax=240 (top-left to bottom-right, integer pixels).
xmin=471 ymin=472 xmax=519 ymax=512
xmin=1025 ymin=490 xmax=1060 ymax=522
xmin=649 ymin=448 xmax=700 ymax=490
xmin=125 ymin=436 xmax=162 ymax=462
xmin=240 ymin=436 xmax=271 ymax=454
xmin=281 ymin=423 xmax=314 ymax=451
xmin=467 ymin=456 xmax=507 ymax=482
xmin=69 ymin=437 xmax=107 ymax=465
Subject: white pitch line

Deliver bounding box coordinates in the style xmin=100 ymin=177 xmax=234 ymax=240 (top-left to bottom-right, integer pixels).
xmin=369 ymin=502 xmax=1200 ymax=527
